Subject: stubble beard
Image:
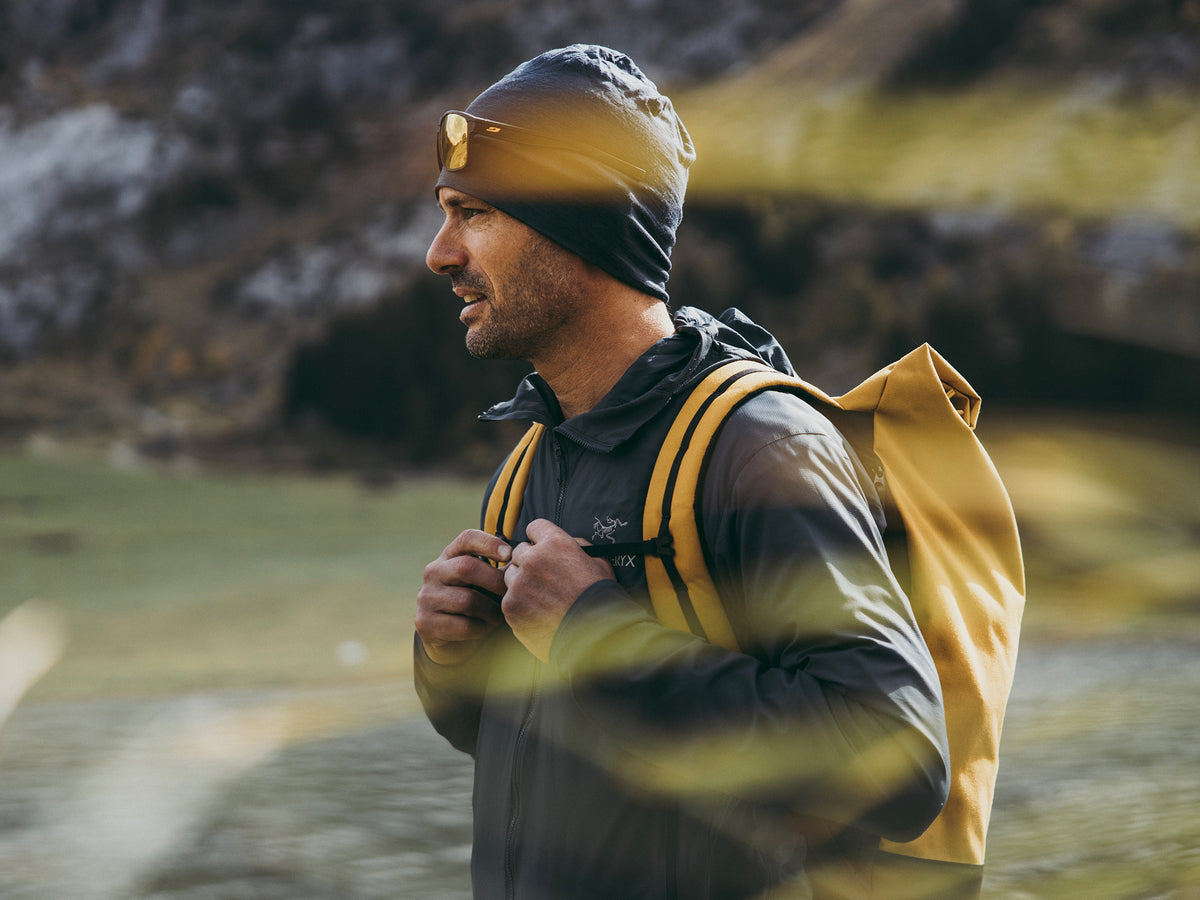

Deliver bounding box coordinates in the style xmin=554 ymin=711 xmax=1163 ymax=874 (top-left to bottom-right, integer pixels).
xmin=463 ymin=232 xmax=583 ymax=362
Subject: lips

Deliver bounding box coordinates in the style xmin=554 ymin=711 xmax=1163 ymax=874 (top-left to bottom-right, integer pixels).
xmin=452 ymin=276 xmax=488 ymax=306
xmin=457 ymin=289 xmax=488 ymax=324
xmin=451 ymin=274 xmax=489 ymax=323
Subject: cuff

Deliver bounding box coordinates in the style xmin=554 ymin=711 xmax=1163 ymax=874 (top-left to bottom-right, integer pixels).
xmin=549 ymin=579 xmax=661 ymax=677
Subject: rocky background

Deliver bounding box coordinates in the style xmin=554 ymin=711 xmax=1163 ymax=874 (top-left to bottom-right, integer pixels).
xmin=2 ymin=0 xmax=1198 ymax=472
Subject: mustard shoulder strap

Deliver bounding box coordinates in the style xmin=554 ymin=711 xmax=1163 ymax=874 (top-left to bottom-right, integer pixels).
xmin=643 ymin=359 xmax=811 ymax=652
xmin=483 ymin=423 xmax=545 ymax=541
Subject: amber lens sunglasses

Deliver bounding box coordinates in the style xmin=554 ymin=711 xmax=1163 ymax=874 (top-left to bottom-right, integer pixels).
xmin=437 ymin=111 xmax=646 ymax=179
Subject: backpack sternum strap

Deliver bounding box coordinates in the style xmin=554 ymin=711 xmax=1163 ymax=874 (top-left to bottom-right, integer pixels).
xmin=583 ymin=535 xmax=674 ymax=560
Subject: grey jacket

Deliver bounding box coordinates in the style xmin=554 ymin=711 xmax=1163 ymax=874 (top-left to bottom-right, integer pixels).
xmin=415 ymin=307 xmax=949 ymax=900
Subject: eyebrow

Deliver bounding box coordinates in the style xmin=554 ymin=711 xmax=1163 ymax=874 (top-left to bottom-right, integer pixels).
xmin=437 ymin=191 xmax=490 ymax=213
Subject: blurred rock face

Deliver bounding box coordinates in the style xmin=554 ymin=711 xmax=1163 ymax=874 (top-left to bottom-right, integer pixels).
xmin=0 ymin=0 xmax=834 ymax=395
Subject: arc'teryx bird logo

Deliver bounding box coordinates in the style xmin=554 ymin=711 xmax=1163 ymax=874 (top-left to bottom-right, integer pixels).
xmin=592 ymin=516 xmax=627 ymax=544
xmin=591 ymin=516 xmax=638 ymax=569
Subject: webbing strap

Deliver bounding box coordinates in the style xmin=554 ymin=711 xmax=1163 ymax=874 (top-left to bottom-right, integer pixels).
xmin=482 ymin=422 xmax=679 ymax=565
xmin=583 ymin=537 xmax=673 ymax=560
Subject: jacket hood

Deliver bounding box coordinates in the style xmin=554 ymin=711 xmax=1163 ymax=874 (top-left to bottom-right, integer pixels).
xmin=480 ymin=307 xmax=797 ymax=452
xmin=673 ymin=306 xmax=796 ymax=377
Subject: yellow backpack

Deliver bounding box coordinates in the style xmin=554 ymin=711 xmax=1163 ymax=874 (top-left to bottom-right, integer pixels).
xmin=484 ymin=344 xmax=1025 ymax=898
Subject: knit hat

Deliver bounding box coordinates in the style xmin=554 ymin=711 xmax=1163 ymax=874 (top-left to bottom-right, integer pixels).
xmin=435 ymin=45 xmax=695 ymax=302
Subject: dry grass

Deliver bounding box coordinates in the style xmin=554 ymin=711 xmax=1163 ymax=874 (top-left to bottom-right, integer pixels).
xmin=0 ymin=442 xmax=484 ymax=701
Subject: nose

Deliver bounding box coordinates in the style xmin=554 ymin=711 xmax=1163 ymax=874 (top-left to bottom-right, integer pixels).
xmin=426 ymin=217 xmax=465 ymax=275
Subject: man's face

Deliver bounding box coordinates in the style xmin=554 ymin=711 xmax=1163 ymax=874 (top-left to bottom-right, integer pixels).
xmin=426 ymin=188 xmax=588 ymax=363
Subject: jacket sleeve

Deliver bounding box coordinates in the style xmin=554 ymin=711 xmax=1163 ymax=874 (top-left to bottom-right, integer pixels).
xmin=413 ymin=462 xmax=512 ymax=758
xmin=548 ymin=392 xmax=950 ymax=842
xmin=412 ymin=633 xmax=491 ymax=757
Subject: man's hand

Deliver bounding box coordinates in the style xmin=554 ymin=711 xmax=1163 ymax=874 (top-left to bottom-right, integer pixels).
xmin=502 ymin=518 xmax=615 ymax=662
xmin=416 ymin=530 xmax=511 ymax=666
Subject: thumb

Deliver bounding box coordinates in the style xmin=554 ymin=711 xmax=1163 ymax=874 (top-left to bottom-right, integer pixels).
xmin=524 ymin=518 xmax=565 ymax=544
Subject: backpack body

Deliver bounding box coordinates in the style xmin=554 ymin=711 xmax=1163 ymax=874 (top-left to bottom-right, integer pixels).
xmin=484 ymin=344 xmax=1025 ymax=898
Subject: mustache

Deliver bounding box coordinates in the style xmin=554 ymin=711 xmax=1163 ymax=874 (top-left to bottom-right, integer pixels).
xmin=450 ymin=272 xmax=488 ymax=296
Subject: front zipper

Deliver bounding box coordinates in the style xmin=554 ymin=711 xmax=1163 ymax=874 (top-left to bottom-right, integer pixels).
xmin=502 ymin=431 xmax=580 ymax=897
xmin=503 ymin=666 xmax=540 ymax=899
xmin=549 ymin=426 xmax=616 ymax=523
xmin=551 ymin=434 xmax=569 ymax=524
xmin=664 ymin=807 xmax=679 ymax=898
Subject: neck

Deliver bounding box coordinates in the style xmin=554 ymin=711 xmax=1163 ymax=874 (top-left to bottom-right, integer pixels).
xmin=534 ymin=295 xmax=674 ymax=419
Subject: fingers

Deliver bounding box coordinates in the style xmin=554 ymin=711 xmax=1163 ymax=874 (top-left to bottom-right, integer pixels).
xmin=431 ymin=529 xmax=511 ymax=598
xmin=422 ymin=531 xmax=509 ymax=611
xmin=414 ymin=597 xmax=497 ymax=643
xmin=501 ymin=522 xmax=616 ymax=614
xmin=416 ymin=530 xmax=512 ymax=665
xmin=444 ymin=528 xmax=512 ymax=566
xmin=522 ymin=518 xmax=563 ymax=545
xmin=419 ymin=579 xmax=506 ymax=626
xmin=432 ymin=552 xmax=508 ymax=602
xmin=418 ymin=522 xmax=616 ymax=665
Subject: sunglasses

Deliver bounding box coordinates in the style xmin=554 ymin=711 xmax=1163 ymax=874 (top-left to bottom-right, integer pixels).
xmin=437 ymin=111 xmax=647 ymax=179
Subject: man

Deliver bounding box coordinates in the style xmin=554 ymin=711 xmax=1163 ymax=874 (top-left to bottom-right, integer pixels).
xmin=415 ymin=45 xmax=949 ymax=900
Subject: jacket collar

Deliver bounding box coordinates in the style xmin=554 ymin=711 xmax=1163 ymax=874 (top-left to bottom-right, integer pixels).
xmin=478 ymin=306 xmax=795 ymax=453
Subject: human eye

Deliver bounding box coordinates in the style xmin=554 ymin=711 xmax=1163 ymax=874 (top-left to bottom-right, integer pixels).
xmin=439 ymin=193 xmax=492 ymax=224
xmin=460 ymin=201 xmax=495 ymax=221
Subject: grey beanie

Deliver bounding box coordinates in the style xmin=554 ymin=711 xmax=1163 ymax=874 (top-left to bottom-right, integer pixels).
xmin=435 ymin=45 xmax=695 ymax=302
